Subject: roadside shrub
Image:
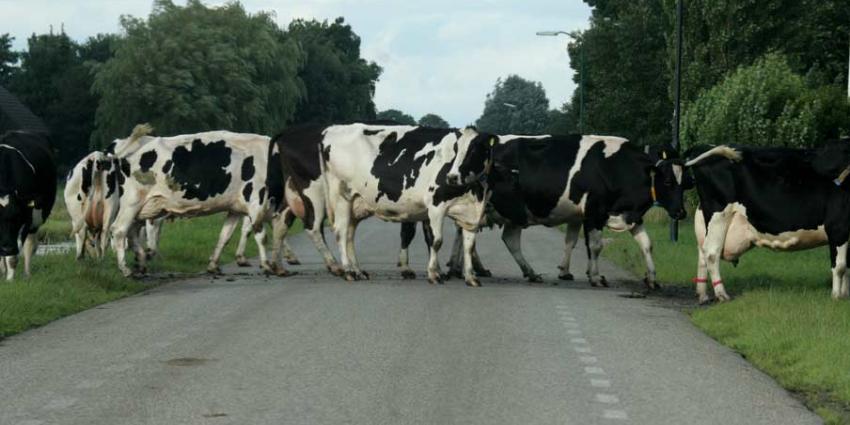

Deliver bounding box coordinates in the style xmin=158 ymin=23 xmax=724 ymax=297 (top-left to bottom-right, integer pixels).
xmin=681 ymin=53 xmax=850 ymax=149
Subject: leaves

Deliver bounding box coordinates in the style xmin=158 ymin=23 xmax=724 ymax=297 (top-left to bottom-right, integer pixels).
xmin=475 ymin=75 xmax=550 ymax=135
xmin=417 ymin=113 xmax=450 ymax=128
xmin=376 ymin=109 xmax=416 ymax=125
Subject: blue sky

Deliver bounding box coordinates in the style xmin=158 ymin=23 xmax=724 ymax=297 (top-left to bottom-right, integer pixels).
xmin=1 ymin=0 xmax=592 ymax=127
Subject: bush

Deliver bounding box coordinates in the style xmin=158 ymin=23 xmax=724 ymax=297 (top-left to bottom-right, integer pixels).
xmin=681 ymin=53 xmax=850 ymax=149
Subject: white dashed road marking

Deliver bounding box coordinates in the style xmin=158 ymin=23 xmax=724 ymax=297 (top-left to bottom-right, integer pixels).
xmin=603 ymin=409 xmax=629 ymax=420
xmin=16 ymin=420 xmax=45 ymax=425
xmin=579 ymin=356 xmax=598 ymax=364
xmin=75 ymin=379 xmax=105 ymax=389
xmin=584 ymin=366 xmax=605 ymax=375
xmin=591 ymin=379 xmax=611 ymax=388
xmin=595 ymin=394 xmax=620 ymax=404
xmin=43 ymin=396 xmax=77 ymax=410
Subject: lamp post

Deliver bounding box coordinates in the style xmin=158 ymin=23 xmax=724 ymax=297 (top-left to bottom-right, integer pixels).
xmin=537 ymin=30 xmax=584 ymax=134
xmin=669 ymin=0 xmax=684 ymax=242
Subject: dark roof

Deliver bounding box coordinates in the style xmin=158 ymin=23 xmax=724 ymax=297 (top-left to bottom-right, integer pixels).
xmin=0 ymin=85 xmax=48 ymax=134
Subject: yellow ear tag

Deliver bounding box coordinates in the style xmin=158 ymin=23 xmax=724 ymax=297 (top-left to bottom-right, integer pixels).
xmin=651 ymin=186 xmax=657 ymax=202
xmin=490 ymin=137 xmax=496 ymax=146
xmin=835 ymin=167 xmax=850 ymax=186
xmin=27 ymin=200 xmax=35 ymax=207
xmin=662 ymin=151 xmax=668 ymax=160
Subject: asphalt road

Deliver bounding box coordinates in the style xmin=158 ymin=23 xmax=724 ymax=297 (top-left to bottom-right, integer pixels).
xmin=0 ymin=220 xmax=821 ymax=425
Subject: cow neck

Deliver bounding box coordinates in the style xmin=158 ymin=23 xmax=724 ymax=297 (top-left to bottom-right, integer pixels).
xmin=0 ymin=144 xmax=36 ymax=174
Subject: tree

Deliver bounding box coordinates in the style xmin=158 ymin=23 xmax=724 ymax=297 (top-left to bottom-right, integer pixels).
xmin=475 ymin=75 xmax=550 ymax=135
xmin=92 ymin=0 xmax=304 ymax=147
xmin=546 ymin=102 xmax=579 ymax=135
xmin=418 ymin=113 xmax=449 ymax=128
xmin=376 ymin=109 xmax=416 ymax=125
xmin=681 ymin=54 xmax=850 ymax=150
xmin=8 ymin=31 xmax=111 ymax=169
xmin=288 ymin=18 xmax=381 ymax=125
xmin=0 ymin=33 xmax=18 ymax=87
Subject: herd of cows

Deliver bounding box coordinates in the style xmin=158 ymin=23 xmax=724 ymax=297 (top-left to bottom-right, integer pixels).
xmin=1 ymin=123 xmax=850 ymax=303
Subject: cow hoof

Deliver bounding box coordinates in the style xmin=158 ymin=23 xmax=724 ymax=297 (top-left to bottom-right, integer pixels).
xmin=428 ymin=274 xmax=443 ymax=285
xmin=285 ymin=258 xmax=301 ymax=265
xmin=698 ymin=297 xmax=713 ymax=306
xmin=276 ymin=269 xmax=298 ymax=278
xmin=401 ymin=270 xmax=417 ymax=279
xmin=526 ymin=274 xmax=544 ymax=284
xmin=447 ymin=269 xmax=464 ymax=280
xmin=145 ymin=249 xmax=157 ymax=259
xmin=644 ymin=278 xmax=661 ymax=290
xmin=328 ymin=264 xmax=345 ymax=276
xmin=236 ymin=256 xmax=251 ymax=267
xmin=466 ymin=278 xmax=481 ymax=287
xmin=559 ymin=272 xmax=574 ymax=281
xmin=357 ymin=270 xmax=371 ymax=280
xmin=207 ymin=266 xmax=222 ymax=275
xmin=475 ymin=269 xmax=492 ymax=278
xmin=599 ymin=276 xmax=609 ymax=287
xmin=344 ymin=271 xmax=358 ymax=282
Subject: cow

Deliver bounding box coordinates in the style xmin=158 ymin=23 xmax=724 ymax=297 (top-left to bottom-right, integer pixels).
xmin=396 ymin=135 xmax=688 ymax=287
xmin=108 ymin=126 xmax=287 ymax=277
xmin=317 ymin=124 xmax=494 ymax=286
xmin=685 ymin=144 xmax=850 ymax=303
xmin=0 ymin=131 xmax=57 ymax=280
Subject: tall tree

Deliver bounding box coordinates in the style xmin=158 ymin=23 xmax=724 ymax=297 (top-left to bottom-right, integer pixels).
xmin=567 ymin=1 xmax=672 ymax=145
xmin=418 ymin=113 xmax=449 ymax=128
xmin=92 ymin=0 xmax=304 ymax=146
xmin=8 ymin=31 xmax=110 ymax=169
xmin=475 ymin=75 xmax=550 ymax=135
xmin=546 ymin=102 xmax=579 ymax=135
xmin=0 ymin=33 xmax=18 ymax=87
xmin=288 ymin=18 xmax=381 ymax=125
xmin=376 ymin=109 xmax=416 ymax=125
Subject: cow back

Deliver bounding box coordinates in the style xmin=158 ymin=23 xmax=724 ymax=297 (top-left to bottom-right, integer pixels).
xmin=0 ymin=131 xmax=57 ymax=217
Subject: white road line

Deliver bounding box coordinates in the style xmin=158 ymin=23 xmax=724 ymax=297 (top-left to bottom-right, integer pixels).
xmin=43 ymin=396 xmax=77 ymax=410
xmin=16 ymin=420 xmax=45 ymax=425
xmin=562 ymin=322 xmax=579 ymax=328
xmin=590 ymin=379 xmax=611 ymax=388
xmin=573 ymin=346 xmax=593 ymax=354
xmin=570 ymin=338 xmax=587 ymax=344
xmin=603 ymin=409 xmax=628 ymax=420
xmin=566 ymin=329 xmax=582 ymax=335
xmin=579 ymin=356 xmax=598 ymax=364
xmin=595 ymin=394 xmax=620 ymax=404
xmin=584 ymin=366 xmax=605 ymax=375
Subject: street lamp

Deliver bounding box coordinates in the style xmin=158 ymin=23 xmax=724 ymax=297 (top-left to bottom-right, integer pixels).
xmin=537 ymin=30 xmax=585 ymax=134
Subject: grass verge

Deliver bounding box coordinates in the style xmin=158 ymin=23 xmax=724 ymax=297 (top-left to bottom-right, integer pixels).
xmin=602 ymin=213 xmax=850 ymax=424
xmin=2 ymin=191 xmax=302 ymax=338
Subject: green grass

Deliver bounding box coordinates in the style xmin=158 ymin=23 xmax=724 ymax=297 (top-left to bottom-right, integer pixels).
xmin=1 ymin=190 xmax=301 ymax=338
xmin=602 ymin=211 xmax=850 ymax=424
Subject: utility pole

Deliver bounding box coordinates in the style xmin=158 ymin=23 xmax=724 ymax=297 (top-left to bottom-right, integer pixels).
xmin=537 ymin=30 xmax=584 ymax=133
xmin=670 ymin=0 xmax=684 ymax=242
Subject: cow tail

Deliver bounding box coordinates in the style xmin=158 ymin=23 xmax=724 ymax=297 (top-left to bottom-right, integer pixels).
xmin=583 ymin=226 xmax=591 ymax=263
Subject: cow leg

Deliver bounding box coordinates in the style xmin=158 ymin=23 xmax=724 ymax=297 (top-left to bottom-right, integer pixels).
xmin=830 ymin=242 xmax=848 ymax=300
xmin=398 ymin=222 xmax=417 ymax=279
xmin=235 ymin=216 xmax=252 ymax=267
xmin=207 ymin=213 xmax=241 ymax=275
xmin=278 ymin=208 xmax=300 ymax=265
xmin=74 ymin=226 xmax=87 ymax=261
xmin=252 ymin=221 xmax=277 ymax=275
xmin=501 ymin=224 xmax=542 ymax=283
xmin=346 ymin=218 xmax=368 ymax=280
xmin=630 ymin=224 xmax=659 ymax=290
xmin=128 ymin=222 xmax=148 ymax=275
xmin=462 ymin=228 xmax=481 ymax=287
xmin=558 ymin=223 xmax=581 ymax=281
xmin=111 ymin=201 xmax=144 ymax=277
xmin=702 ymin=211 xmax=732 ymax=302
xmin=426 ymin=210 xmax=446 ymax=284
xmin=22 ymin=232 xmax=37 ymax=278
xmin=445 ymin=226 xmax=464 ymax=279
xmin=144 ymin=219 xmax=162 ymax=259
xmin=331 ymin=196 xmax=359 ymax=281
xmin=3 ymin=256 xmax=16 ymax=281
xmin=585 ymin=227 xmax=608 ymax=287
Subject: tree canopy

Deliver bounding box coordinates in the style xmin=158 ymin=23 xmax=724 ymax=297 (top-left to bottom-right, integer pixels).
xmin=288 ymin=18 xmax=381 ymax=125
xmin=475 ymin=75 xmax=550 ymax=135
xmin=0 ymin=34 xmax=18 ymax=87
xmin=91 ymin=0 xmax=304 ymax=146
xmin=417 ymin=113 xmax=450 ymax=128
xmin=376 ymin=109 xmax=416 ymax=125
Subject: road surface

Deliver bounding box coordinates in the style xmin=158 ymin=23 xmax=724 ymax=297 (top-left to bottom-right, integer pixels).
xmin=0 ymin=220 xmax=821 ymax=425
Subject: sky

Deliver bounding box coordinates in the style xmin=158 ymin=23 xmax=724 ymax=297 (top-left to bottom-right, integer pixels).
xmin=0 ymin=0 xmax=592 ymax=127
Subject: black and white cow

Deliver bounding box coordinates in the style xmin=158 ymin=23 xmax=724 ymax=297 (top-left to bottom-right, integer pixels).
xmin=319 ymin=124 xmax=494 ymax=286
xmin=0 ymin=131 xmax=57 ymax=280
xmin=685 ymin=144 xmax=850 ymax=303
xmin=268 ymin=124 xmax=343 ymax=277
xmin=109 ymin=127 xmax=285 ymax=277
xmin=398 ymin=135 xmax=688 ymax=287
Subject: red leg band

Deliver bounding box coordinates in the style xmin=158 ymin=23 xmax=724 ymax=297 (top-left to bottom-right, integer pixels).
xmin=712 ymin=280 xmax=723 ymax=288
xmin=692 ymin=277 xmax=707 ymax=284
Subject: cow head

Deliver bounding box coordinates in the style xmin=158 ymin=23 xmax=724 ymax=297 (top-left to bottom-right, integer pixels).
xmin=446 ymin=127 xmax=495 ymax=186
xmin=0 ymin=190 xmax=28 ymax=256
xmin=646 ymin=145 xmax=689 ymax=220
xmin=812 ymin=138 xmax=850 ymax=188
